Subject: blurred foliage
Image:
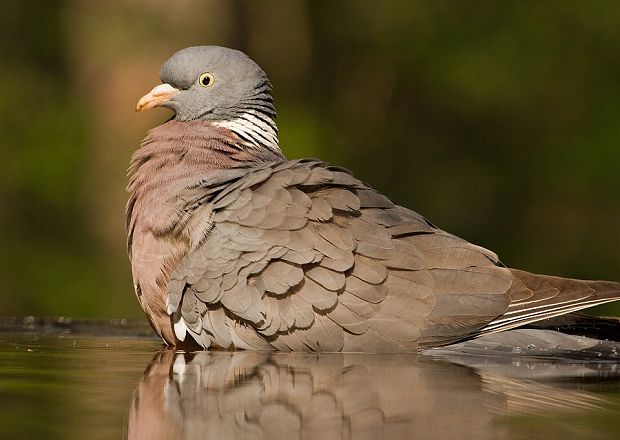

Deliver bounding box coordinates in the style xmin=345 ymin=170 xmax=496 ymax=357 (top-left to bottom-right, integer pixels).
xmin=0 ymin=0 xmax=619 ymax=318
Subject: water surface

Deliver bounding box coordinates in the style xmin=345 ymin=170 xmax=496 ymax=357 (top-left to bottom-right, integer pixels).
xmin=1 ymin=319 xmax=619 ymax=439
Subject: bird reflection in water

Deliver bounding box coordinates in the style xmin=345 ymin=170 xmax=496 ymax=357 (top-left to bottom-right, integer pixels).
xmin=126 ymin=348 xmax=618 ymax=440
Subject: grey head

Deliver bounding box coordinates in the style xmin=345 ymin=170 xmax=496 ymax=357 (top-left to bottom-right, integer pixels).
xmin=137 ymin=46 xmax=275 ymax=122
xmin=136 ymin=46 xmax=280 ymax=151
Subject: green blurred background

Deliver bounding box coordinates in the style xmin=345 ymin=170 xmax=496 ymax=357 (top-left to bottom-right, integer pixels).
xmin=0 ymin=0 xmax=619 ymax=319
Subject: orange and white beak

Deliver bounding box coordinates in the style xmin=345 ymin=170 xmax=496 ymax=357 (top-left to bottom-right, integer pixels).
xmin=135 ymin=83 xmax=179 ymax=112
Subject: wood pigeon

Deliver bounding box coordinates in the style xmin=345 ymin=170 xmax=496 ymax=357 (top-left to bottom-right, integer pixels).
xmin=128 ymin=46 xmax=620 ymax=352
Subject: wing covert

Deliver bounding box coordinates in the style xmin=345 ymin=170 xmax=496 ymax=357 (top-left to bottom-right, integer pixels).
xmin=169 ymin=159 xmax=513 ymax=352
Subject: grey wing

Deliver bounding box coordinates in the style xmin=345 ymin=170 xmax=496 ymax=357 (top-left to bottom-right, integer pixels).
xmin=168 ymin=159 xmax=514 ymax=352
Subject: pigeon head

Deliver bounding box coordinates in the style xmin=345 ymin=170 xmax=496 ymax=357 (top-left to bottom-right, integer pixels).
xmin=136 ymin=46 xmax=276 ymax=123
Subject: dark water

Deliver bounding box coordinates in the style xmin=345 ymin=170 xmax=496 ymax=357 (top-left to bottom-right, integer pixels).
xmin=1 ymin=319 xmax=620 ymax=440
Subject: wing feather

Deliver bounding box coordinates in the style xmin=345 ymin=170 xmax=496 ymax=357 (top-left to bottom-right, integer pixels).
xmin=165 ymin=159 xmax=618 ymax=353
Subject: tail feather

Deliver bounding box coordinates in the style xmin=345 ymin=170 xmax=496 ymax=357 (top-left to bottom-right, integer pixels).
xmin=523 ymin=312 xmax=620 ymax=342
xmin=475 ymin=269 xmax=620 ymax=336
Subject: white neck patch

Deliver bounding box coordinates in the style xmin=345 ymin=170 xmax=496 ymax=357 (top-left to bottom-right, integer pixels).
xmin=213 ymin=111 xmax=280 ymax=153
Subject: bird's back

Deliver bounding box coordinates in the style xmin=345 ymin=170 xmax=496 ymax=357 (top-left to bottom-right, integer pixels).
xmin=165 ymin=158 xmax=539 ymax=352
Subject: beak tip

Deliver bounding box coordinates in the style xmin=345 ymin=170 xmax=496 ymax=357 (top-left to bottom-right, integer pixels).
xmin=135 ymin=83 xmax=178 ymax=114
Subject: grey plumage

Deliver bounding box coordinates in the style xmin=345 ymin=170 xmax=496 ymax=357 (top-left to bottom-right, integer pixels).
xmin=128 ymin=46 xmax=620 ymax=352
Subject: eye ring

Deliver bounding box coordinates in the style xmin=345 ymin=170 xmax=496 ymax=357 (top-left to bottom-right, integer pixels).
xmin=198 ymin=72 xmax=215 ymax=87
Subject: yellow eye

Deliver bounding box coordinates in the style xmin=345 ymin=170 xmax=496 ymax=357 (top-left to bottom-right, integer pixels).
xmin=198 ymin=72 xmax=215 ymax=87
